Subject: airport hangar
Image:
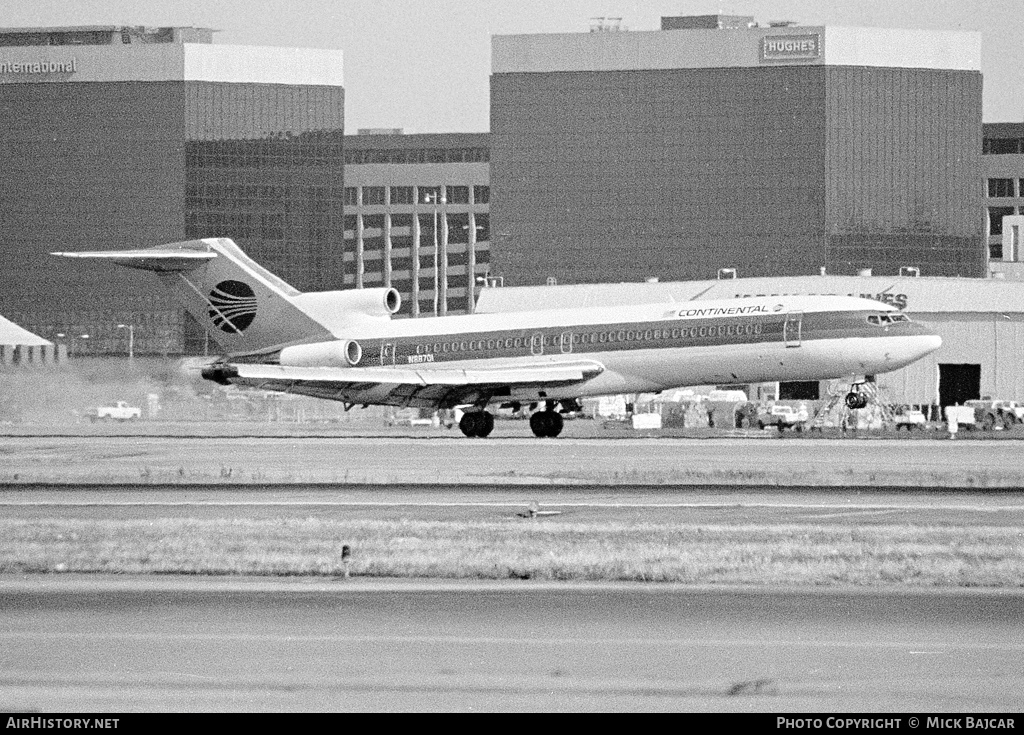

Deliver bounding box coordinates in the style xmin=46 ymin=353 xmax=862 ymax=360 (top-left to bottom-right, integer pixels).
xmin=476 ymin=273 xmax=1024 ymax=408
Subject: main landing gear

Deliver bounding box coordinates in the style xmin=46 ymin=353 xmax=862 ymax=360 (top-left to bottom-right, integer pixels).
xmin=529 ymin=405 xmax=564 ymax=438
xmin=459 ymin=410 xmax=494 ymax=438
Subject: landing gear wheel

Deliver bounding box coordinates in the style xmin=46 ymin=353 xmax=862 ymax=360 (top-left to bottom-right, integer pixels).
xmin=845 ymin=392 xmax=868 ymax=410
xmin=459 ymin=411 xmax=495 ymax=438
xmin=529 ymin=410 xmax=564 ymax=438
xmin=479 ymin=411 xmax=494 ymax=437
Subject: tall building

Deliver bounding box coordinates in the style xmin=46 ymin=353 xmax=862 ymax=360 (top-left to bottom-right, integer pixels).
xmin=343 ymin=131 xmax=490 ymax=316
xmin=982 ymin=122 xmax=1024 ymax=277
xmin=489 ymin=16 xmax=985 ymax=287
xmin=0 ymin=26 xmax=345 ymax=356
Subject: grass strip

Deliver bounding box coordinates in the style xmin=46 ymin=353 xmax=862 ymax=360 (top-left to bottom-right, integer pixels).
xmin=1 ymin=518 xmax=1022 ymax=587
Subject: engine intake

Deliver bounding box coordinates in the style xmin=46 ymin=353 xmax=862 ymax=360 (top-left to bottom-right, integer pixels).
xmin=279 ymin=339 xmax=362 ymax=367
xmin=291 ymin=287 xmax=401 ymax=321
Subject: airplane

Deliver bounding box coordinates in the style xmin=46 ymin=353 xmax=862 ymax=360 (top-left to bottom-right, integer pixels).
xmin=53 ymin=238 xmax=942 ymax=438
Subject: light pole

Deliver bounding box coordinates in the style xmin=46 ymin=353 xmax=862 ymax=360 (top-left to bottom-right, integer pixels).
xmin=117 ymin=323 xmax=134 ymax=360
xmin=422 ymin=189 xmax=446 ymax=315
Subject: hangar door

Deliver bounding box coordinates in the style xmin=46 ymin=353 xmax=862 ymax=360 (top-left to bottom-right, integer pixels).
xmin=938 ymin=364 xmax=981 ymax=407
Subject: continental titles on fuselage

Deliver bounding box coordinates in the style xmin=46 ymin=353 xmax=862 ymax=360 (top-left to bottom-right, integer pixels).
xmin=677 ymin=304 xmax=775 ymax=318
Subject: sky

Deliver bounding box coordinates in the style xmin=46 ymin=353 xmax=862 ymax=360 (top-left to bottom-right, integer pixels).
xmin=4 ymin=0 xmax=1023 ymax=131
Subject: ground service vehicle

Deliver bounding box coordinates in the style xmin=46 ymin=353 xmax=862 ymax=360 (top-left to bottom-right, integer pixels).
xmin=994 ymin=401 xmax=1024 ymax=424
xmin=893 ymin=407 xmax=927 ymax=431
xmin=88 ymin=401 xmax=141 ymax=422
xmin=963 ymin=400 xmax=1015 ymax=431
xmin=758 ymin=404 xmax=809 ymax=432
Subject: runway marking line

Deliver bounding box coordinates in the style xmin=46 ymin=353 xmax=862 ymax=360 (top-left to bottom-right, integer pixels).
xmin=0 ymin=632 xmax=1019 ymax=649
xmin=2 ymin=501 xmax=1021 ymax=512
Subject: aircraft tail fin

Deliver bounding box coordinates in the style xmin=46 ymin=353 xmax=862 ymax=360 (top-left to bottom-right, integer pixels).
xmin=54 ymin=238 xmax=334 ymax=354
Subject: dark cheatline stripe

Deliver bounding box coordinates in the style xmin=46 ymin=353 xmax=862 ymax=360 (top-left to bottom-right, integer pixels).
xmin=363 ymin=310 xmax=902 ymax=366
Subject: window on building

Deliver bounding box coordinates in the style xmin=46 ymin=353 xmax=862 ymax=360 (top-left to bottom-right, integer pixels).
xmin=988 ymin=179 xmax=1015 ymax=198
xmin=418 ymin=186 xmax=442 ymax=204
xmin=473 ymin=185 xmax=490 ymax=204
xmin=362 ymin=186 xmax=386 ymax=205
xmin=446 ymin=186 xmax=469 ymax=204
xmin=390 ymin=186 xmax=414 ymax=205
xmin=390 ymin=213 xmax=413 ymax=229
xmin=984 ymin=138 xmax=1024 ymax=154
xmin=447 ymin=213 xmax=470 ymax=243
xmin=989 ymin=206 xmax=1016 ymax=236
xmin=362 ymin=214 xmax=385 ymax=231
xmin=474 ymin=213 xmax=490 ymax=241
xmin=990 ymin=241 xmax=1004 ymax=260
xmin=344 ymin=187 xmax=358 ymax=206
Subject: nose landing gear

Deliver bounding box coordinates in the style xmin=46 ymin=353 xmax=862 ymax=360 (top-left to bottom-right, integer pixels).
xmin=845 ymin=390 xmax=869 ymax=410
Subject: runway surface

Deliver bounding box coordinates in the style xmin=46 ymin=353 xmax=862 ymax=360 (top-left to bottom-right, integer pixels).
xmin=2 ymin=435 xmax=1023 ymax=487
xmin=1 ymin=578 xmax=1021 ymax=713
xmin=2 ymin=435 xmax=1022 ymax=712
xmin=3 ymin=485 xmax=1024 ymax=526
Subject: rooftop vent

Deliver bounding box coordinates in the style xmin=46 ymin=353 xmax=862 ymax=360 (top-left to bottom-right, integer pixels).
xmin=899 ymin=266 xmax=921 ymax=277
xmin=590 ymin=17 xmax=626 ymax=32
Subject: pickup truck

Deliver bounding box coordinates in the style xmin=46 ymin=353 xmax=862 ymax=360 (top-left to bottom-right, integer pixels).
xmin=758 ymin=404 xmax=809 ymax=432
xmin=88 ymin=401 xmax=142 ymax=423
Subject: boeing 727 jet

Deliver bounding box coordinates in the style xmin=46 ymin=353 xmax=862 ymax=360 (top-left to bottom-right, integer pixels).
xmin=54 ymin=238 xmax=942 ymax=438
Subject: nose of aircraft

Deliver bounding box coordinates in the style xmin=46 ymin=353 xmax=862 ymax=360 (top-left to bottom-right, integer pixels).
xmin=892 ymin=322 xmax=942 ymax=367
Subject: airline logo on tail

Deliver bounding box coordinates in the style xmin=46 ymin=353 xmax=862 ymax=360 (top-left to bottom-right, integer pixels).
xmin=208 ymin=280 xmax=257 ymax=334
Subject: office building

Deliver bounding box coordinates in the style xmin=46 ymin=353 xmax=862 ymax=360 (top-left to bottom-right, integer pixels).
xmin=343 ymin=131 xmax=490 ymax=316
xmin=0 ymin=25 xmax=346 ymax=355
xmin=489 ymin=15 xmax=985 ymax=287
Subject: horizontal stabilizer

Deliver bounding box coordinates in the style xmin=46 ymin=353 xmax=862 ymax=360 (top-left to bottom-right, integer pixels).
xmin=52 ymin=245 xmax=216 ymax=273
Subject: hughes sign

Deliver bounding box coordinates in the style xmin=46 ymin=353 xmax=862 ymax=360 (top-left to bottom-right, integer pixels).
xmin=761 ymin=34 xmax=821 ymax=61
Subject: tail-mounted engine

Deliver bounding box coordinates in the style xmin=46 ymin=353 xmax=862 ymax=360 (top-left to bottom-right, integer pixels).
xmin=278 ymin=339 xmax=363 ymax=367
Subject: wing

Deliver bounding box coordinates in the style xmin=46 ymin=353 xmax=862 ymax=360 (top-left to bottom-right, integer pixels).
xmin=202 ymin=360 xmax=605 ymax=409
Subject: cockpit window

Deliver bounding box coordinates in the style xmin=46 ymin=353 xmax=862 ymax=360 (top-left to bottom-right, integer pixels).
xmin=867 ymin=313 xmax=911 ymax=326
